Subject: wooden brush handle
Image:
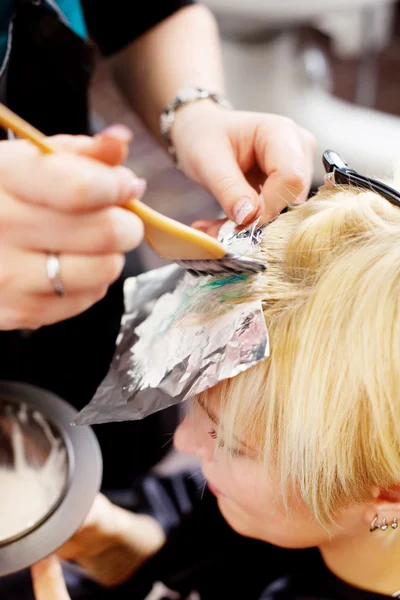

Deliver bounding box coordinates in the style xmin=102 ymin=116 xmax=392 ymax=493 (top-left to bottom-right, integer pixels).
xmin=0 ymin=103 xmax=227 ymax=261
xmin=0 ymin=103 xmax=54 ymax=154
xmin=0 ymin=104 xmax=146 ymax=216
xmin=0 ymin=105 xmax=163 ymax=229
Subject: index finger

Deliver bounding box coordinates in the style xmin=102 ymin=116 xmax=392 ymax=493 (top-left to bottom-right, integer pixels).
xmin=0 ymin=140 xmax=145 ymax=213
xmin=31 ymin=556 xmax=71 ymax=600
xmin=255 ymin=120 xmax=315 ymax=221
xmin=51 ymin=128 xmax=132 ymax=166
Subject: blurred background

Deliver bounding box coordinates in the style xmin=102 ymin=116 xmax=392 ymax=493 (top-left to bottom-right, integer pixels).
xmin=90 ymin=0 xmax=400 ymax=272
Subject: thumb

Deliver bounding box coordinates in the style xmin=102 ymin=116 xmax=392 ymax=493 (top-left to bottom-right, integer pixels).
xmin=191 ymin=218 xmax=227 ymax=239
xmin=51 ymin=124 xmax=133 ymax=166
xmin=194 ymin=141 xmax=261 ymax=225
xmin=31 ymin=556 xmax=71 ymax=600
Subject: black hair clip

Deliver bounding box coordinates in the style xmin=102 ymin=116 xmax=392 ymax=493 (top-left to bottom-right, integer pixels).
xmin=322 ymin=150 xmax=400 ymax=209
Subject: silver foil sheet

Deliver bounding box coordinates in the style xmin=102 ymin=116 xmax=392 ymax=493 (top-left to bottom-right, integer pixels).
xmin=74 ymin=222 xmax=269 ymax=426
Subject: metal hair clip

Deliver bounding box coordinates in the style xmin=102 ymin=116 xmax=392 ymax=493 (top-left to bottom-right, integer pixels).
xmin=322 ymin=150 xmax=400 ymax=209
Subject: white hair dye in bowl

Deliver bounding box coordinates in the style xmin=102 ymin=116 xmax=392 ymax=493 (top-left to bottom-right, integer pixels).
xmin=0 ymin=400 xmax=68 ymax=544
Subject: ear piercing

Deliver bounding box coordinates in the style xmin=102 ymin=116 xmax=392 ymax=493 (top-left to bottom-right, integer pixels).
xmin=370 ymin=515 xmax=398 ymax=532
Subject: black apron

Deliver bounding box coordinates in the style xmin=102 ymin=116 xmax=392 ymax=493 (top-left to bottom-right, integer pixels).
xmin=5 ymin=0 xmax=95 ymax=136
xmin=0 ymin=0 xmax=177 ymax=491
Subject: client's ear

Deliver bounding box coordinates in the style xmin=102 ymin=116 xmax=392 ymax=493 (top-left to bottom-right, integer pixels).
xmin=364 ymin=486 xmax=400 ymax=532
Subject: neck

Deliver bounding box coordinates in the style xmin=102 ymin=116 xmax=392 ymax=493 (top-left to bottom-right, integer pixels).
xmin=320 ymin=529 xmax=400 ymax=597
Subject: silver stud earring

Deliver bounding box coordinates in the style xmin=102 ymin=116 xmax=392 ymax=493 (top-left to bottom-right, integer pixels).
xmin=392 ymin=517 xmax=398 ymax=530
xmin=381 ymin=517 xmax=389 ymax=531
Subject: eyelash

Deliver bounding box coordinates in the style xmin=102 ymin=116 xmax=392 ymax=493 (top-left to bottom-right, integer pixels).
xmin=208 ymin=429 xmax=245 ymax=458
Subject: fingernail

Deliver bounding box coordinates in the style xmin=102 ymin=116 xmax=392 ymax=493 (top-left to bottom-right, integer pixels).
xmin=233 ymin=197 xmax=255 ymax=225
xmin=130 ymin=177 xmax=147 ymax=199
xmin=118 ymin=168 xmax=147 ymax=200
xmin=100 ymin=124 xmax=133 ymax=142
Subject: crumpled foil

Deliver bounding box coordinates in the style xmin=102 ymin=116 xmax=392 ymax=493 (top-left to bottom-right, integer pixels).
xmin=217 ymin=217 xmax=265 ymax=254
xmin=73 ymin=221 xmax=269 ymax=426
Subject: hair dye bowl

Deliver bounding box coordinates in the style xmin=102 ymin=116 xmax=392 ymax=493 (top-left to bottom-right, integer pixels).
xmin=0 ymin=400 xmax=69 ymax=544
xmin=0 ymin=381 xmax=102 ymax=576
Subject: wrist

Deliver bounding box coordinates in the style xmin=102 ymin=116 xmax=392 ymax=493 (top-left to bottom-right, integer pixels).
xmin=170 ymin=98 xmax=224 ymax=146
xmin=160 ymin=87 xmax=232 ymax=162
xmin=114 ymin=507 xmax=166 ymax=562
xmin=84 ymin=506 xmax=165 ymax=588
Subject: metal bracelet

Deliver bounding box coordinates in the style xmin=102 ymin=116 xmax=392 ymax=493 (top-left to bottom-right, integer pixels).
xmin=159 ymin=87 xmax=232 ymax=162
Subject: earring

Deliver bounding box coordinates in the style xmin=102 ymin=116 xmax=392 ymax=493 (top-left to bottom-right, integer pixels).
xmin=370 ymin=515 xmax=399 ymax=532
xmin=370 ymin=515 xmax=379 ymax=532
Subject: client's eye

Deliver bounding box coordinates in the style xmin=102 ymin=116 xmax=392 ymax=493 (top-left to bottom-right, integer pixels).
xmin=208 ymin=429 xmax=245 ymax=458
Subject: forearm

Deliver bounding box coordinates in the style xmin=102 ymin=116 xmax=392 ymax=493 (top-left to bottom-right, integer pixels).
xmin=57 ymin=496 xmax=165 ymax=588
xmin=109 ymin=3 xmax=225 ymax=143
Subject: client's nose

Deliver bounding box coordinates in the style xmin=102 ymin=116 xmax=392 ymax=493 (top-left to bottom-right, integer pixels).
xmin=174 ymin=415 xmax=215 ymax=462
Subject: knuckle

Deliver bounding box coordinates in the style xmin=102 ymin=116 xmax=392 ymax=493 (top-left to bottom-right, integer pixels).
xmin=66 ymin=174 xmax=92 ymax=211
xmin=49 ymin=155 xmax=96 ymax=211
xmin=215 ymin=174 xmax=238 ymax=197
xmin=78 ymin=287 xmax=108 ymax=312
xmin=99 ymin=214 xmax=122 ymax=251
xmin=48 ymin=135 xmax=72 ymax=150
xmin=94 ymin=286 xmax=109 ymax=302
xmin=271 ymin=115 xmax=295 ymax=130
xmin=284 ymin=170 xmax=307 ymax=193
xmin=0 ymin=215 xmax=18 ymax=237
xmin=0 ymin=262 xmax=14 ymax=291
xmin=128 ymin=215 xmax=144 ymax=249
xmin=101 ymin=254 xmax=125 ymax=284
xmin=50 ymin=135 xmax=89 ymax=150
xmin=302 ymin=129 xmax=317 ymax=151
xmin=282 ymin=116 xmax=296 ymax=128
xmin=4 ymin=306 xmax=33 ymax=330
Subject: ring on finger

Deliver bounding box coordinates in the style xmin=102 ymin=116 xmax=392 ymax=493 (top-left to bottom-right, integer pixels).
xmin=45 ymin=253 xmax=65 ymax=297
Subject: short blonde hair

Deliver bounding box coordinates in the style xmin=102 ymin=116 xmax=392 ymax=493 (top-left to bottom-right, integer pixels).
xmin=198 ymin=182 xmax=400 ymax=524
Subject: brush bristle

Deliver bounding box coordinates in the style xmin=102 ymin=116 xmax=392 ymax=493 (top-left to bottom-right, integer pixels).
xmin=175 ymin=253 xmax=266 ymax=277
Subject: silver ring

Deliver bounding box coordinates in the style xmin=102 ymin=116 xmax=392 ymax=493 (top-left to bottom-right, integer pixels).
xmin=46 ymin=253 xmax=65 ymax=297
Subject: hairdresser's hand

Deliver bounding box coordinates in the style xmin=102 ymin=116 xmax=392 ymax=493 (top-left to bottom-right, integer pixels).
xmin=172 ymin=102 xmax=315 ymax=227
xmin=0 ymin=126 xmax=145 ymax=330
xmin=55 ymin=494 xmax=164 ymax=588
xmin=32 ymin=557 xmax=71 ymax=600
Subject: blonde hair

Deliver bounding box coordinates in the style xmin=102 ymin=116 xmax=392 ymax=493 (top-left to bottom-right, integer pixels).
xmin=198 ymin=182 xmax=400 ymax=524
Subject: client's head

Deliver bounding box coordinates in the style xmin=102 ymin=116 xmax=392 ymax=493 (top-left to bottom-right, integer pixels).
xmin=174 ymin=181 xmax=400 ymax=550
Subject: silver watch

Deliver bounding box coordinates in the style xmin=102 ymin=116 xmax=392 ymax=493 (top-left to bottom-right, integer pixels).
xmin=160 ymin=87 xmax=232 ymax=161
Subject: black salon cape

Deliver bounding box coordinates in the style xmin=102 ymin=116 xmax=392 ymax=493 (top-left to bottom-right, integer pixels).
xmin=86 ymin=483 xmax=391 ymax=600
